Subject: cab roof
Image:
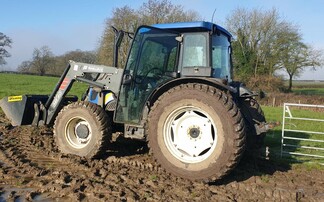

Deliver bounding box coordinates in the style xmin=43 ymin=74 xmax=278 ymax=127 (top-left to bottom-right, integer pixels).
xmin=152 ymin=21 xmax=232 ymax=37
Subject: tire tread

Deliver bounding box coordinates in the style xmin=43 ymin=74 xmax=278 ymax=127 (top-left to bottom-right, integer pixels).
xmin=54 ymin=101 xmax=111 ymax=158
xmin=147 ymin=83 xmax=246 ymax=181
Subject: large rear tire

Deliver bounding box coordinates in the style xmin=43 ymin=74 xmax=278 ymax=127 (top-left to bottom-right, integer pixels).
xmin=239 ymin=98 xmax=266 ymax=151
xmin=147 ymin=83 xmax=246 ymax=181
xmin=54 ymin=101 xmax=111 ymax=158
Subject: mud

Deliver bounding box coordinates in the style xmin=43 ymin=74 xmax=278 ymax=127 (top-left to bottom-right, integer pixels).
xmin=0 ymin=112 xmax=323 ymax=201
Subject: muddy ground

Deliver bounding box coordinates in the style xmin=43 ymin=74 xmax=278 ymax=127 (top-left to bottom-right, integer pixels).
xmin=0 ymin=112 xmax=323 ymax=202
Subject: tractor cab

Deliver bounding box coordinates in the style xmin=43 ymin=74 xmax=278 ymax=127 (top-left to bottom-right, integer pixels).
xmin=115 ymin=22 xmax=233 ymax=125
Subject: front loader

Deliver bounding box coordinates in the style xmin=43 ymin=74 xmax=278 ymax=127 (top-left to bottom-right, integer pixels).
xmin=0 ymin=21 xmax=268 ymax=181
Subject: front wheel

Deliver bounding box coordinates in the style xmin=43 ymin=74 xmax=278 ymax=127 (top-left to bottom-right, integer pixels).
xmin=54 ymin=101 xmax=111 ymax=158
xmin=147 ymin=84 xmax=246 ymax=181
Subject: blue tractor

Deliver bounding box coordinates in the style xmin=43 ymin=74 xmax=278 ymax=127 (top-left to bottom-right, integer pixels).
xmin=0 ymin=21 xmax=268 ymax=181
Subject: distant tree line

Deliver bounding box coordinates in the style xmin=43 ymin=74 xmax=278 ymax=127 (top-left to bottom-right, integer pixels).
xmin=11 ymin=0 xmax=323 ymax=92
xmin=16 ymin=0 xmax=199 ymax=75
xmin=17 ymin=46 xmax=96 ymax=76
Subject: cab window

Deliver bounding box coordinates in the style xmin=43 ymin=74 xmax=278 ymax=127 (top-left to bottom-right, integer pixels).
xmin=182 ymin=34 xmax=207 ymax=67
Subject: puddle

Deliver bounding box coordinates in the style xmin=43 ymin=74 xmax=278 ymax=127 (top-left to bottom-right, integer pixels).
xmin=0 ymin=186 xmax=72 ymax=202
xmin=0 ymin=152 xmax=8 ymax=168
xmin=0 ymin=187 xmax=34 ymax=202
xmin=32 ymin=192 xmax=73 ymax=201
xmin=0 ymin=161 xmax=7 ymax=168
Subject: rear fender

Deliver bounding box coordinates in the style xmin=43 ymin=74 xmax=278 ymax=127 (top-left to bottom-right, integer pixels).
xmin=147 ymin=77 xmax=236 ymax=107
xmin=139 ymin=78 xmax=236 ymax=123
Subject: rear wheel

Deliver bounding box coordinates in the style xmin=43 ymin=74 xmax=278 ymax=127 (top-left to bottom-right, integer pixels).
xmin=54 ymin=101 xmax=111 ymax=158
xmin=147 ymin=83 xmax=246 ymax=181
xmin=239 ymin=98 xmax=266 ymax=151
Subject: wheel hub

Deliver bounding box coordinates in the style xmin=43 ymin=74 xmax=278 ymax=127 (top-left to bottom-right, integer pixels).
xmin=188 ymin=126 xmax=200 ymax=139
xmin=75 ymin=123 xmax=90 ymax=139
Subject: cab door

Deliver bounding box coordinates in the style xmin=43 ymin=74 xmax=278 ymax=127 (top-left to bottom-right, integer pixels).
xmin=115 ymin=26 xmax=179 ymax=124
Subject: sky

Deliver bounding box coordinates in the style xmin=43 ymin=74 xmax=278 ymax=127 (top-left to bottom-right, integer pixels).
xmin=1 ymin=0 xmax=324 ymax=80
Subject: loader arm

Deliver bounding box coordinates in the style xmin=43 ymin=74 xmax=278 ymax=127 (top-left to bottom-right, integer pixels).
xmin=1 ymin=26 xmax=129 ymax=127
xmin=44 ymin=61 xmax=124 ymax=125
xmin=0 ymin=61 xmax=124 ymax=126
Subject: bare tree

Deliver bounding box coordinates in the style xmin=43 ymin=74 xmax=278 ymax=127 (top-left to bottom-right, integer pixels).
xmin=278 ymin=36 xmax=323 ymax=91
xmin=97 ymin=6 xmax=139 ymax=67
xmin=140 ymin=0 xmax=199 ymax=24
xmin=226 ymin=8 xmax=323 ymax=91
xmin=226 ymin=8 xmax=283 ymax=79
xmin=17 ymin=60 xmax=32 ymax=73
xmin=0 ymin=32 xmax=12 ymax=66
xmin=17 ymin=48 xmax=97 ymax=76
xmin=49 ymin=50 xmax=97 ymax=75
xmin=97 ymin=0 xmax=201 ymax=67
xmin=31 ymin=46 xmax=54 ymax=76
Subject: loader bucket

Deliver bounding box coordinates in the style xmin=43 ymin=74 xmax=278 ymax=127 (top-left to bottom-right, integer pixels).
xmin=0 ymin=95 xmax=49 ymax=126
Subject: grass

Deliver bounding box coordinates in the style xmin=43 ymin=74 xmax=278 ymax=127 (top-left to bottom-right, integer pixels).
xmin=0 ymin=73 xmax=88 ymax=99
xmin=262 ymin=106 xmax=283 ymax=156
xmin=262 ymin=105 xmax=324 ymax=166
xmin=287 ymin=80 xmax=324 ymax=96
xmin=292 ymin=88 xmax=324 ymax=96
xmin=289 ymin=80 xmax=324 ymax=88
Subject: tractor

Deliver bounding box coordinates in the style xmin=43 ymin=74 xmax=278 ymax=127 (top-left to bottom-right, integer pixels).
xmin=0 ymin=21 xmax=268 ymax=181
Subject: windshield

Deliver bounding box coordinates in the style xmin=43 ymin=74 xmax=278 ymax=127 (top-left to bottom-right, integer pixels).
xmin=211 ymin=34 xmax=232 ymax=81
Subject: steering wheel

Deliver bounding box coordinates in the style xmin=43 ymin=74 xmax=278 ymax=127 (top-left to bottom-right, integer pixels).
xmin=144 ymin=68 xmax=164 ymax=78
xmin=135 ymin=68 xmax=164 ymax=84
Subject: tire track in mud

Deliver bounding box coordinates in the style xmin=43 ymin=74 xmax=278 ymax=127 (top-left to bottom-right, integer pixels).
xmin=1 ymin=115 xmax=324 ymax=201
xmin=0 ymin=124 xmax=190 ymax=201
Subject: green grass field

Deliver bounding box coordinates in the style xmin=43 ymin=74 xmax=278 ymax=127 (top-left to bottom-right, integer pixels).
xmin=293 ymin=88 xmax=324 ymax=95
xmin=0 ymin=73 xmax=323 ymax=166
xmin=262 ymin=105 xmax=324 ymax=165
xmin=288 ymin=80 xmax=324 ymax=95
xmin=0 ymin=73 xmax=88 ymax=99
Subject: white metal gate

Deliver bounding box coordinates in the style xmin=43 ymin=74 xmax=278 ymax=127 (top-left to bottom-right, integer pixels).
xmin=281 ymin=103 xmax=324 ymax=161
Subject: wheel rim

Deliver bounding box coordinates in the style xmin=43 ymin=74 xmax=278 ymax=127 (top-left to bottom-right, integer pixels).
xmin=163 ymin=106 xmax=218 ymax=163
xmin=65 ymin=117 xmax=92 ymax=149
